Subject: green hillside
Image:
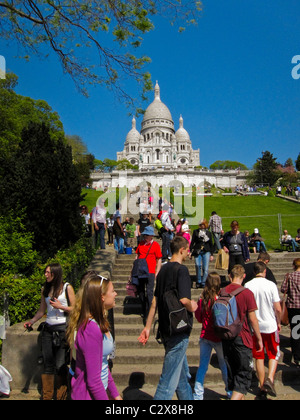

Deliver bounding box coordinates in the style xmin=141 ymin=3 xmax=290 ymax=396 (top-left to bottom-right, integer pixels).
xmin=81 ymin=189 xmax=300 ymax=251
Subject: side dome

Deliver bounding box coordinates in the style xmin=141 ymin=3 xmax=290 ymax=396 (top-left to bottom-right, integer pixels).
xmin=142 ymin=81 xmax=173 ymax=124
xmin=175 ymin=115 xmax=191 ymax=143
xmin=125 ymin=117 xmax=140 ymax=143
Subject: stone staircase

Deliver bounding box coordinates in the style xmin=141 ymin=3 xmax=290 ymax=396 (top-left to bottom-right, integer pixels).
xmin=110 ymin=251 xmax=300 ymax=399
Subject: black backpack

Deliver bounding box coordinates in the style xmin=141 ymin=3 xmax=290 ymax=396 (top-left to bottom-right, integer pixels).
xmin=155 ymin=263 xmax=193 ymax=342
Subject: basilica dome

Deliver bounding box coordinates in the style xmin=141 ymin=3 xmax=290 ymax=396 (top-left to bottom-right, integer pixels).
xmin=125 ymin=117 xmax=140 ymax=144
xmin=175 ymin=115 xmax=191 ymax=143
xmin=142 ymin=81 xmax=173 ymax=125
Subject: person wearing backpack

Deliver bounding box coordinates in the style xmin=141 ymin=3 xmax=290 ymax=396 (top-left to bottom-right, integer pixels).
xmin=138 ymin=236 xmax=198 ymax=400
xmin=194 ymin=273 xmax=230 ymax=400
xmin=221 ymin=265 xmax=263 ymax=400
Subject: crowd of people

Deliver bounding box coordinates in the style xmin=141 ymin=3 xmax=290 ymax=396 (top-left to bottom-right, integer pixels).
xmin=22 ymin=204 xmax=300 ymax=401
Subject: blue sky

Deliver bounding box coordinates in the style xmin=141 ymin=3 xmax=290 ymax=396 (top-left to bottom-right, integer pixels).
xmin=1 ymin=0 xmax=300 ymax=169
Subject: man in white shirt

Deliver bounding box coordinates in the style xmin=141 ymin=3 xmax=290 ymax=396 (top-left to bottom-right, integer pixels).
xmin=92 ymin=198 xmax=107 ymax=249
xmin=245 ymin=261 xmax=282 ymax=398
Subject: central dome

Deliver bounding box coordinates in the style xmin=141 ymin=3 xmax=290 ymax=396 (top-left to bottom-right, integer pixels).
xmin=142 ymin=81 xmax=173 ymax=124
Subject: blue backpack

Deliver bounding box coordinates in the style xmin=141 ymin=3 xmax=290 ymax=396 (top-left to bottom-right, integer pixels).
xmin=212 ymin=286 xmax=245 ymax=340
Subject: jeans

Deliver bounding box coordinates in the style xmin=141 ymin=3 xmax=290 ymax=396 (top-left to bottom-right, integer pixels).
xmin=154 ymin=334 xmax=193 ymax=400
xmin=41 ymin=323 xmax=68 ymax=375
xmin=137 ymin=273 xmax=155 ymax=320
xmin=212 ymin=232 xmax=222 ymax=251
xmin=114 ymin=236 xmax=124 ymax=254
xmin=161 ymin=231 xmax=172 ymax=260
xmin=255 ymin=241 xmax=267 ymax=252
xmin=195 ymin=251 xmax=210 ymax=286
xmin=95 ymin=222 xmax=106 ymax=249
xmin=194 ymin=339 xmax=229 ymax=400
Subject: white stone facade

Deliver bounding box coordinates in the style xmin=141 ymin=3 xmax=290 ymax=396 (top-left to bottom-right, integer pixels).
xmin=117 ymin=82 xmax=200 ymax=169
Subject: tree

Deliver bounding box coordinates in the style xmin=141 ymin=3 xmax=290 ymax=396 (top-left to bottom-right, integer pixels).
xmin=284 ymin=158 xmax=294 ymax=168
xmin=0 ymin=0 xmax=202 ymax=106
xmin=252 ymin=151 xmax=280 ymax=186
xmin=0 ymin=73 xmax=64 ymax=182
xmin=296 ymin=153 xmax=300 ymax=172
xmin=0 ymin=122 xmax=84 ymax=261
xmin=65 ymin=135 xmax=95 ymax=186
xmin=209 ymin=160 xmax=248 ymax=170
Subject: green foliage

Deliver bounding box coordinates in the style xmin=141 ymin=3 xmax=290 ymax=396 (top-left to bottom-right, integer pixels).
xmin=210 ymin=160 xmax=248 ymax=170
xmin=0 ymin=122 xmax=84 ymax=261
xmin=0 ymin=74 xmax=64 ymax=187
xmin=0 ymin=212 xmax=39 ymax=276
xmin=0 ymin=237 xmax=96 ymax=326
xmin=0 ymin=1 xmax=202 ymax=106
xmin=296 ymin=153 xmax=300 ymax=172
xmin=251 ymin=151 xmax=280 ymax=186
xmin=94 ymin=158 xmax=138 ymax=172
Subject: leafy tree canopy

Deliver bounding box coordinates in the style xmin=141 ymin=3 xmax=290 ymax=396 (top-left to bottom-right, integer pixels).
xmin=0 ymin=0 xmax=202 ymax=107
xmin=0 ymin=73 xmax=64 ymax=166
xmin=0 ymin=122 xmax=84 ymax=261
xmin=94 ymin=158 xmax=138 ymax=172
xmin=209 ymin=160 xmax=248 ymax=170
xmin=251 ymin=151 xmax=280 ymax=186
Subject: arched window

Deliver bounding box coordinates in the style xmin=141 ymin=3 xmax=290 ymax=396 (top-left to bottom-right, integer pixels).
xmin=155 ymin=149 xmax=160 ymax=160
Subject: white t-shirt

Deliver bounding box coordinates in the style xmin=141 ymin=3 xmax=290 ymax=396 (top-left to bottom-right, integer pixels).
xmin=245 ymin=277 xmax=280 ymax=334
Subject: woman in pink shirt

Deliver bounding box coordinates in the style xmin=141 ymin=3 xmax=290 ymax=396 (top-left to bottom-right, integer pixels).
xmin=69 ymin=275 xmax=122 ymax=400
xmin=194 ymin=273 xmax=230 ymax=400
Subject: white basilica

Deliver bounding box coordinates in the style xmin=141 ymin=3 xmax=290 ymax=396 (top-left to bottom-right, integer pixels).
xmin=117 ymin=82 xmax=200 ymax=169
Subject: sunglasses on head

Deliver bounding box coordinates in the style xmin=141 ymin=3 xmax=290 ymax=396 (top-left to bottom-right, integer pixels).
xmin=97 ymin=275 xmax=108 ymax=287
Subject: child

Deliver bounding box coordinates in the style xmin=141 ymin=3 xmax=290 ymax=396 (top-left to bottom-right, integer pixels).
xmin=181 ymin=218 xmax=191 ymax=246
xmin=126 ymin=217 xmax=136 ymax=249
xmin=194 ymin=273 xmax=230 ymax=400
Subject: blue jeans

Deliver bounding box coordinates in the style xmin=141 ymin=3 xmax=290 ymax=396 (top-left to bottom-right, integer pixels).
xmin=212 ymin=232 xmax=222 ymax=250
xmin=255 ymin=241 xmax=267 ymax=252
xmin=95 ymin=222 xmax=106 ymax=249
xmin=154 ymin=334 xmax=193 ymax=400
xmin=194 ymin=339 xmax=229 ymax=400
xmin=114 ymin=236 xmax=124 ymax=254
xmin=195 ymin=251 xmax=210 ymax=286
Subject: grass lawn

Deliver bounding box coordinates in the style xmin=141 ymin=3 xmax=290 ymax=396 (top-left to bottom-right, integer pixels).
xmin=81 ymin=189 xmax=300 ymax=251
xmin=202 ymin=196 xmax=300 ymax=251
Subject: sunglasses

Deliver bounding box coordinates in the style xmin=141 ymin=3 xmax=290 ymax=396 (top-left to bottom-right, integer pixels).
xmin=97 ymin=274 xmax=108 ymax=287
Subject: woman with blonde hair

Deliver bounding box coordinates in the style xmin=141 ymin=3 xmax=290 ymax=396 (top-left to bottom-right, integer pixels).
xmin=68 ymin=274 xmax=121 ymax=400
xmin=281 ymin=258 xmax=300 ymax=367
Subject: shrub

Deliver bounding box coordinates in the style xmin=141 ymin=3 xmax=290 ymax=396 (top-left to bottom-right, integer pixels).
xmin=0 ymin=212 xmax=40 ymax=276
xmin=0 ymin=237 xmax=96 ymax=327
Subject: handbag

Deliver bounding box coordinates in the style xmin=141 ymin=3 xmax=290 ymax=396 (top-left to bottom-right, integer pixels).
xmin=280 ymin=293 xmax=289 ymax=326
xmin=123 ymin=296 xmax=144 ymax=316
xmin=126 ymin=280 xmax=137 ymax=298
xmin=215 ymin=249 xmax=229 ymax=270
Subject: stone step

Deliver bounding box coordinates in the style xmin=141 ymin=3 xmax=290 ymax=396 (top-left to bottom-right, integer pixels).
xmin=109 ymin=250 xmax=300 ymax=392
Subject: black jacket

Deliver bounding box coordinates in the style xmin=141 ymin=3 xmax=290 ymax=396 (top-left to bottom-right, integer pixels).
xmin=190 ymin=229 xmax=214 ymax=256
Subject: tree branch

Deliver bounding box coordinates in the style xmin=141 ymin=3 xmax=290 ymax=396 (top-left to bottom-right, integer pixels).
xmin=0 ymin=1 xmax=43 ymax=24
